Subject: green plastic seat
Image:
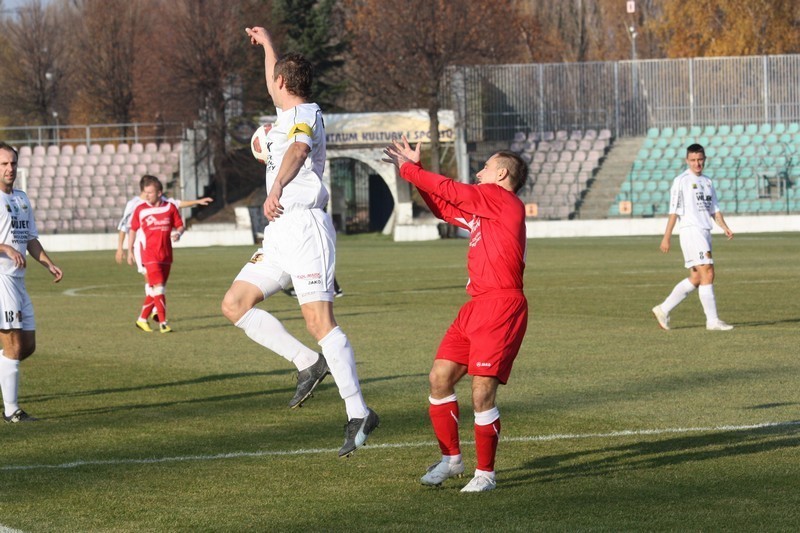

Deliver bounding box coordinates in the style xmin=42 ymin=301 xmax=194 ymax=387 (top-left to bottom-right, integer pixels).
xmin=731 ymin=124 xmax=745 ymax=135
xmin=717 ymin=124 xmax=731 ymax=136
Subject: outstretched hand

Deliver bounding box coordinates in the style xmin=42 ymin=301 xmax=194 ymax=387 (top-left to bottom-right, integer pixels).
xmin=382 ymin=136 xmax=421 ymax=169
xmin=245 ymin=26 xmax=270 ymax=47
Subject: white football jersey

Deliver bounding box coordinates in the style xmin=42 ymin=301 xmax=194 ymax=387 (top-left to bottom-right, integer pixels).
xmin=0 ymin=189 xmax=38 ymax=277
xmin=264 ymin=103 xmax=328 ymax=212
xmin=668 ymin=169 xmax=720 ymax=231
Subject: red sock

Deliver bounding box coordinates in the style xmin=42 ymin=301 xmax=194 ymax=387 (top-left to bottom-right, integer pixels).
xmin=429 ymin=401 xmax=460 ymax=456
xmin=139 ymin=296 xmax=155 ymax=320
xmin=154 ymin=294 xmax=167 ymax=323
xmin=474 ymin=418 xmax=501 ymax=472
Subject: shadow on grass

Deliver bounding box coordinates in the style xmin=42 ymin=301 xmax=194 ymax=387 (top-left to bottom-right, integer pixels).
xmin=28 ymin=370 xmax=427 ymax=419
xmin=26 ymin=371 xmax=291 ymax=402
xmin=668 ymin=317 xmax=800 ymax=330
xmin=503 ymin=421 xmax=800 ymax=486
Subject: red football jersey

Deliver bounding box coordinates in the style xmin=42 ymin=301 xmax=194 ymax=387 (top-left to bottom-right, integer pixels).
xmin=399 ymin=162 xmax=527 ymax=297
xmin=130 ymin=200 xmax=183 ymax=265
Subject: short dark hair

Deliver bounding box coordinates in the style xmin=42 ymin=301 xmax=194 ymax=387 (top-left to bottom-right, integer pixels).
xmin=0 ymin=142 xmax=18 ymax=159
xmin=274 ymin=52 xmax=313 ymax=100
xmin=687 ymin=143 xmax=705 ymax=156
xmin=139 ymin=174 xmax=163 ymax=192
xmin=493 ymin=150 xmax=528 ymax=193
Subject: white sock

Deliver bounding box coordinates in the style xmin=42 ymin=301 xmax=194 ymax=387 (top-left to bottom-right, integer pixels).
xmin=474 ymin=406 xmax=500 ymax=426
xmin=145 ymin=283 xmax=153 ymax=297
xmin=475 ymin=468 xmax=495 ymax=480
xmin=319 ymin=326 xmax=367 ymax=418
xmin=443 ymin=454 xmax=463 ymax=464
xmin=235 ymin=308 xmax=319 ymax=369
xmin=343 ymin=394 xmax=369 ymax=420
xmin=662 ymin=278 xmax=697 ymax=314
xmin=0 ymin=353 xmax=20 ymax=417
xmin=698 ymin=284 xmax=719 ymax=323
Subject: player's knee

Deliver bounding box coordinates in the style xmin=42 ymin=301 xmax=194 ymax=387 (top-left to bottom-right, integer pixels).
xmin=428 ymin=369 xmax=453 ymax=396
xmin=221 ymin=292 xmax=247 ymax=323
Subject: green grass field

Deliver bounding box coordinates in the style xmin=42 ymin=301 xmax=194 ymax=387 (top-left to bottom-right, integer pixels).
xmin=1 ymin=232 xmax=798 ymax=532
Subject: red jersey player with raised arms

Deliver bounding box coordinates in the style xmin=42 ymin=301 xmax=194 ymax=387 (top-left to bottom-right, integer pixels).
xmin=383 ymin=136 xmax=529 ymax=492
xmin=127 ymin=175 xmax=184 ymax=333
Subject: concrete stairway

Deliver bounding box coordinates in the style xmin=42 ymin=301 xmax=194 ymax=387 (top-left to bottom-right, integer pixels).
xmin=577 ymin=137 xmax=644 ymax=219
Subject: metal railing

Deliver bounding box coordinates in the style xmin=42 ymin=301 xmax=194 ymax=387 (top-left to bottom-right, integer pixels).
xmin=0 ymin=121 xmax=185 ymax=148
xmin=448 ymin=54 xmax=800 ymax=142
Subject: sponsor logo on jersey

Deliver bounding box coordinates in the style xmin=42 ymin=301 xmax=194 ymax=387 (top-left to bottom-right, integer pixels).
xmin=476 ymin=362 xmax=492 ymax=368
xmin=248 ymin=252 xmax=264 ymax=264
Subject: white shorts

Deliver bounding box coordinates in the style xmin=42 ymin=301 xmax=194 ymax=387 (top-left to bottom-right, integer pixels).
xmin=0 ymin=275 xmax=35 ymax=330
xmin=234 ymin=208 xmax=336 ymax=305
xmin=679 ymin=226 xmax=714 ymax=268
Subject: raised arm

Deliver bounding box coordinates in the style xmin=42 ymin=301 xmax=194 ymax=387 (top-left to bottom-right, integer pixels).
xmin=245 ymin=26 xmax=278 ymax=96
xmin=178 ymin=197 xmax=213 ymax=209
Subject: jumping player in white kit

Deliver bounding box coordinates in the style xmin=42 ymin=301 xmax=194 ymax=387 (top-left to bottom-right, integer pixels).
xmin=652 ymin=143 xmax=734 ymax=331
xmin=221 ymin=26 xmax=378 ymax=457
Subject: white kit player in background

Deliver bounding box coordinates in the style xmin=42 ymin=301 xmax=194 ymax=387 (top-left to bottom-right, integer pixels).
xmin=652 ymin=143 xmax=734 ymax=331
xmin=221 ymin=25 xmax=378 ymax=458
xmin=0 ymin=143 xmax=63 ymax=423
xmin=116 ymin=174 xmax=212 ymax=329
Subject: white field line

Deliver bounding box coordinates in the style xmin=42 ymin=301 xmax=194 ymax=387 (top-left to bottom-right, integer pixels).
xmin=0 ymin=526 xmax=24 ymax=533
xmin=2 ymin=420 xmax=797 ymax=473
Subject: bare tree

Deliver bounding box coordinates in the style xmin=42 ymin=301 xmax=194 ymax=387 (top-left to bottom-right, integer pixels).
xmin=151 ymin=0 xmax=254 ymax=205
xmin=68 ymin=0 xmax=153 ymax=130
xmin=342 ymin=0 xmax=521 ymax=174
xmin=0 ymin=0 xmax=70 ymax=129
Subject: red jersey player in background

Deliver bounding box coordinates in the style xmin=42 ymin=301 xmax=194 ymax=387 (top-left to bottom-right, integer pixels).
xmin=384 ymin=136 xmax=529 ymax=493
xmin=127 ymin=175 xmax=184 ymax=333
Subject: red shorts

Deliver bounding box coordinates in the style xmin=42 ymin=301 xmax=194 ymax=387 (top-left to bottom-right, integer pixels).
xmin=144 ymin=262 xmax=171 ymax=286
xmin=435 ymin=290 xmax=528 ymax=384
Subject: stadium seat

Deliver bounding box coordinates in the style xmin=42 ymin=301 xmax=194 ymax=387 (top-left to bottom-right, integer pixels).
xmin=760 ymin=123 xmax=772 ymax=135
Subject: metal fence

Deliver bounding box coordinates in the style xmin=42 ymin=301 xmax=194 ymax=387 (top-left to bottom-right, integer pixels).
xmin=447 ymin=54 xmax=800 ymax=141
xmin=0 ymin=121 xmax=185 ymax=148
